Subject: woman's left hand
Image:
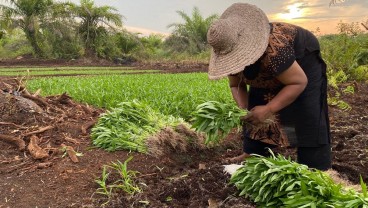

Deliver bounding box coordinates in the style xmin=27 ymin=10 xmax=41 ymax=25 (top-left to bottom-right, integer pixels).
xmin=244 ymin=105 xmax=273 ymax=124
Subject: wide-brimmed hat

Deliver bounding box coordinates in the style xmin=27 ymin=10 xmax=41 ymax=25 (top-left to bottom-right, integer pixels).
xmin=207 ymin=3 xmax=270 ymax=80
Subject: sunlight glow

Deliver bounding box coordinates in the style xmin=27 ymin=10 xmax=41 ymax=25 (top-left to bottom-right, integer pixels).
xmin=278 ymin=3 xmax=304 ymax=20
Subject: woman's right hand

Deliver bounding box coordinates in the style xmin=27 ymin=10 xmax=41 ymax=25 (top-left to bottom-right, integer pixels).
xmin=243 ymin=105 xmax=273 ymax=124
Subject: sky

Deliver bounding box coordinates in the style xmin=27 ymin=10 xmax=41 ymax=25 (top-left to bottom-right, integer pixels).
xmin=69 ymin=0 xmax=368 ymax=36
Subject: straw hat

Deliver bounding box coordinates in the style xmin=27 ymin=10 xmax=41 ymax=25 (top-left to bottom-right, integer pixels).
xmin=207 ymin=3 xmax=270 ymax=80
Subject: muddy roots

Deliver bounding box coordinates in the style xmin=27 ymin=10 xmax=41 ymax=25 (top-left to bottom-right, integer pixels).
xmin=145 ymin=124 xmax=206 ymax=157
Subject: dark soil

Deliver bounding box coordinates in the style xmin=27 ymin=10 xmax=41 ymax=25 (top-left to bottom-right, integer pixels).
xmin=0 ymin=57 xmax=209 ymax=73
xmin=0 ymin=59 xmax=367 ymax=208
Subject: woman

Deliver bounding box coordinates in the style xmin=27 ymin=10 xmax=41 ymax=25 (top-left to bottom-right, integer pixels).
xmin=207 ymin=3 xmax=331 ymax=170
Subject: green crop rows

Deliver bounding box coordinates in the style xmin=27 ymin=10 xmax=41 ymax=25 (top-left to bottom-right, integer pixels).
xmin=26 ymin=73 xmax=233 ymax=120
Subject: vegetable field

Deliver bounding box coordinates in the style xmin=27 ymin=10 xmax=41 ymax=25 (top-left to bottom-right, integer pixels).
xmin=0 ymin=64 xmax=368 ymax=207
xmin=25 ymin=73 xmax=232 ymax=119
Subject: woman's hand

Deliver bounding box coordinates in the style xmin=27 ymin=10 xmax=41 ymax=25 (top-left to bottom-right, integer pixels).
xmin=243 ymin=105 xmax=273 ymax=124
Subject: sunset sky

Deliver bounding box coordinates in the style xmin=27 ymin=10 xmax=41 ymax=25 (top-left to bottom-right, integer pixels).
xmin=71 ymin=0 xmax=368 ymax=36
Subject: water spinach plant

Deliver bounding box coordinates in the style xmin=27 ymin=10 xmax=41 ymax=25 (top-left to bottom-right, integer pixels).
xmin=191 ymin=101 xmax=248 ymax=144
xmin=230 ymin=152 xmax=368 ymax=207
xmin=95 ymin=157 xmax=141 ymax=205
xmin=91 ymin=100 xmax=184 ymax=153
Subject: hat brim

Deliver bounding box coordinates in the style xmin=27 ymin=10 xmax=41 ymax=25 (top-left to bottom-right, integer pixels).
xmin=208 ymin=3 xmax=270 ymax=80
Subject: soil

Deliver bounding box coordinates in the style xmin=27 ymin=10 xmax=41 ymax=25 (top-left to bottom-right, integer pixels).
xmin=0 ymin=58 xmax=367 ymax=208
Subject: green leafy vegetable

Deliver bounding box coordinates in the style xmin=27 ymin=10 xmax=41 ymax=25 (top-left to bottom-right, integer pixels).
xmin=230 ymin=152 xmax=368 ymax=207
xmin=91 ymin=100 xmax=184 ymax=152
xmin=191 ymin=101 xmax=248 ymax=144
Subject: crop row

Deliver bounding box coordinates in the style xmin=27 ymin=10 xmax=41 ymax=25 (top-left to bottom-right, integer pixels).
xmin=26 ymin=73 xmax=233 ymax=120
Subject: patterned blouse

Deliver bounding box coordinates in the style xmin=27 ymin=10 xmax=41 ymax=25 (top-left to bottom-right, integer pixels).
xmin=240 ymin=22 xmax=327 ymax=147
xmin=243 ymin=23 xmax=299 ymax=102
xmin=241 ymin=22 xmax=322 ymax=104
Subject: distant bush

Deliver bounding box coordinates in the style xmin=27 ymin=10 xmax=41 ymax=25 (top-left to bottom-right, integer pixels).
xmin=42 ymin=22 xmax=84 ymax=59
xmin=320 ymin=33 xmax=368 ymax=82
xmin=0 ymin=30 xmax=33 ymax=58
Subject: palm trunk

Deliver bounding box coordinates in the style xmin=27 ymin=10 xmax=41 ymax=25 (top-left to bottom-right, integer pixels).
xmin=24 ymin=17 xmax=43 ymax=57
xmin=25 ymin=29 xmax=43 ymax=57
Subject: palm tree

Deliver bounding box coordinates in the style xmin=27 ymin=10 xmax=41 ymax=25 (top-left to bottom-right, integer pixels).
xmin=168 ymin=7 xmax=218 ymax=54
xmin=0 ymin=0 xmax=57 ymax=57
xmin=68 ymin=0 xmax=123 ymax=56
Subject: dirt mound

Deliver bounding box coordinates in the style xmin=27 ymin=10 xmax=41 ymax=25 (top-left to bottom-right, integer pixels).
xmin=0 ymin=78 xmax=103 ymax=172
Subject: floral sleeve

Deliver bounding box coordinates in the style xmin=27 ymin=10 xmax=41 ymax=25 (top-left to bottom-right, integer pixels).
xmin=263 ymin=25 xmax=296 ymax=77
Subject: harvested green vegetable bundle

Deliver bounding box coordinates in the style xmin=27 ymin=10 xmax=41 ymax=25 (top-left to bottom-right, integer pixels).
xmin=191 ymin=101 xmax=248 ymax=144
xmin=91 ymin=100 xmax=185 ymax=153
xmin=230 ymin=152 xmax=368 ymax=208
xmin=191 ymin=101 xmax=289 ymax=146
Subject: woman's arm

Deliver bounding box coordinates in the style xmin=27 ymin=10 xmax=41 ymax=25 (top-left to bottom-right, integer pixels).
xmin=267 ymin=61 xmax=307 ymax=113
xmin=228 ymin=74 xmax=248 ymax=110
xmin=247 ymin=61 xmax=307 ymax=123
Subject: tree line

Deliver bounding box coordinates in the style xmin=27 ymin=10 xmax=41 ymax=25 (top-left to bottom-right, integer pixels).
xmin=0 ymin=0 xmax=217 ymax=61
xmin=0 ymin=0 xmax=367 ymax=69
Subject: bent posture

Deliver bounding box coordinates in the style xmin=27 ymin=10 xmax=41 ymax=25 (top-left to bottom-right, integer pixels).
xmin=207 ymin=3 xmax=331 ymax=170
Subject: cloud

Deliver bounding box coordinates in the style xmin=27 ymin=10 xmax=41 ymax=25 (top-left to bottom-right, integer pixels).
xmin=328 ymin=0 xmax=368 ymax=8
xmin=298 ymin=3 xmax=326 ymax=9
xmin=294 ymin=15 xmax=366 ymax=20
xmin=271 ymin=0 xmax=367 ymax=21
xmin=271 ymin=2 xmax=308 ymax=20
xmin=124 ymin=26 xmax=170 ymax=37
xmin=265 ymin=0 xmax=367 ymax=34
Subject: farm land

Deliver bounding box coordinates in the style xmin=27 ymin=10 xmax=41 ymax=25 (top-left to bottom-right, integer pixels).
xmin=0 ymin=61 xmax=368 ymax=207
